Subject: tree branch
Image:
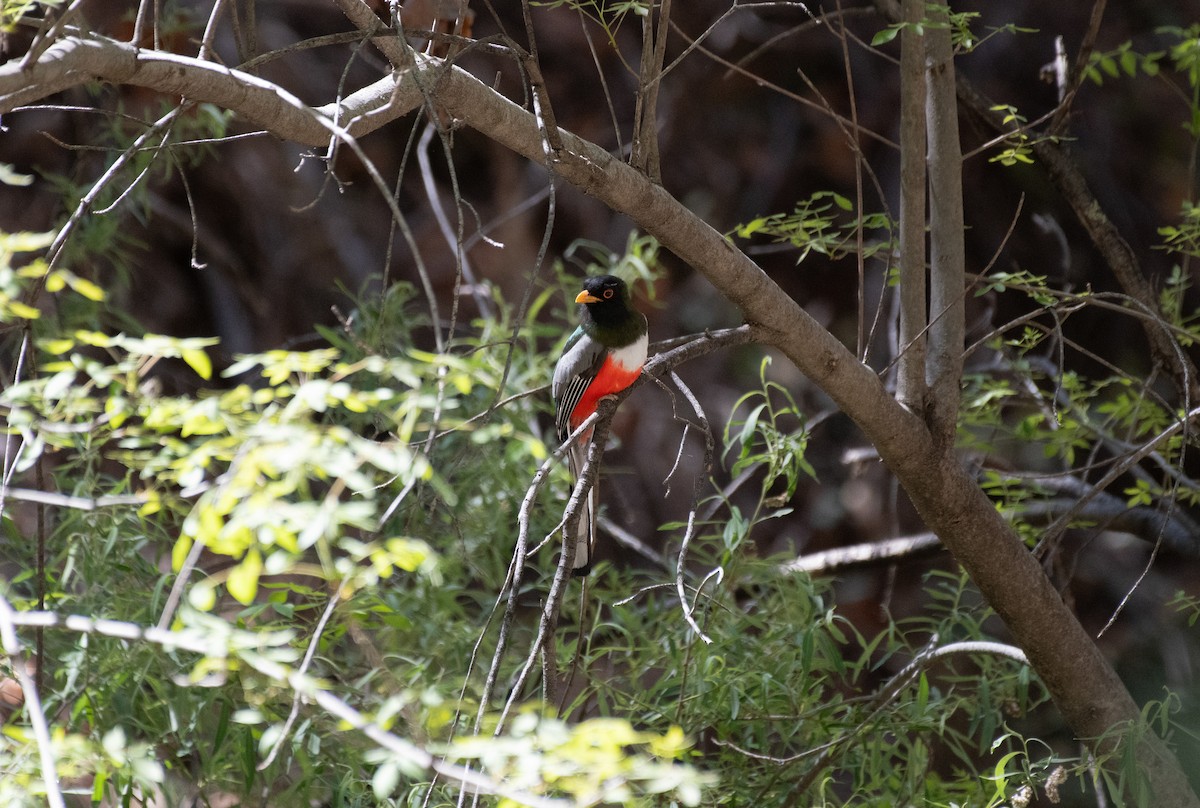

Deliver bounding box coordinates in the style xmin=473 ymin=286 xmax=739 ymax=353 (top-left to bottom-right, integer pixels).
xmin=780 ymin=532 xmax=943 ymax=575
xmin=954 ymin=73 xmax=1199 ymax=403
xmin=895 ymin=0 xmax=927 ymax=413
xmin=1 ymin=34 xmax=424 ymax=144
xmin=924 ymin=5 xmax=964 ymax=447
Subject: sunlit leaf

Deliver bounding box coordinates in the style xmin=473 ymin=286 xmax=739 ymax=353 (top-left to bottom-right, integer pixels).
xmin=0 ymin=163 xmax=33 ymax=186
xmin=182 ymin=347 xmax=213 ymax=380
xmin=227 ymin=548 xmax=263 ymax=605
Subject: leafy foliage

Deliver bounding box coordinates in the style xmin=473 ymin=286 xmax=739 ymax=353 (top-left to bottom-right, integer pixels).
xmin=0 ymin=257 xmax=713 ymax=804
xmin=1 ymin=236 xmax=1110 ymax=805
xmin=735 ymin=192 xmax=895 ymax=265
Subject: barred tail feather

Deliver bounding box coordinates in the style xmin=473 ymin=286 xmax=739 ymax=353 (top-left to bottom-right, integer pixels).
xmin=567 ymin=441 xmax=597 ymax=575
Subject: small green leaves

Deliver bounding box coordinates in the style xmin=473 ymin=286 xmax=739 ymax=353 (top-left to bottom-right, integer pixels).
xmin=870 ymin=8 xmax=1004 ymax=53
xmin=977 ymin=268 xmax=1058 ymax=307
xmin=1084 ymin=40 xmax=1166 ymax=86
xmin=0 ymin=230 xmax=110 ymax=322
xmin=1158 ymin=201 xmax=1200 ymax=259
xmin=3 ymin=323 xmax=459 ymax=614
xmin=225 ymin=347 xmax=340 ymax=384
xmin=724 ymin=357 xmax=818 ymax=505
xmin=985 ymin=105 xmax=1037 ymax=166
xmin=734 ymin=192 xmax=894 ymax=265
xmin=0 ymin=229 xmax=54 ymax=255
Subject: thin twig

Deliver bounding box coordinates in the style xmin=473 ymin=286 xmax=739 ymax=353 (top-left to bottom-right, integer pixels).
xmin=0 ymin=487 xmax=148 ymax=511
xmin=670 ymin=22 xmax=898 ymax=151
xmin=0 ymin=595 xmax=66 ymax=808
xmin=474 ymin=410 xmax=600 ymax=738
xmin=19 ymin=0 xmax=88 ymax=70
xmin=496 ymin=404 xmax=613 ymax=729
xmin=1047 ymin=0 xmax=1107 ymax=135
xmin=780 ymin=533 xmax=943 ymax=574
xmin=258 ymin=585 xmax=344 ymax=770
xmin=670 ymin=371 xmax=714 ymax=645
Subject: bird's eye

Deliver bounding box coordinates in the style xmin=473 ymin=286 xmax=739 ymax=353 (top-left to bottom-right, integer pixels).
xmin=603 ymin=288 xmax=614 ymax=299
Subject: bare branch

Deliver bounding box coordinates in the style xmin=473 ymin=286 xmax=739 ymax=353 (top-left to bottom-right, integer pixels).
xmin=0 ymin=595 xmax=65 ymax=808
xmin=670 ymin=370 xmax=715 ymax=645
xmin=497 ymin=406 xmax=610 ymax=727
xmin=953 ymin=72 xmax=1200 ymax=402
xmin=0 ymin=486 xmax=148 ymax=511
xmin=476 ymin=409 xmax=599 ymax=737
xmin=332 ymin=0 xmax=413 ymax=67
xmin=924 ymin=4 xmax=965 ymax=447
xmin=895 ymin=0 xmax=927 ymax=412
xmin=631 ymin=0 xmax=671 ymax=180
xmin=999 ymin=476 xmax=1200 ymax=558
xmin=780 ymin=533 xmax=943 ymax=575
xmin=1048 ymin=0 xmax=1107 ymax=135
xmin=258 ymin=586 xmax=343 ymax=770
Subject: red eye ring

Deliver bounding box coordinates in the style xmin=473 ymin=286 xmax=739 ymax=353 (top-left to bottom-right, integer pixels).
xmin=603 ymin=288 xmax=614 ymax=299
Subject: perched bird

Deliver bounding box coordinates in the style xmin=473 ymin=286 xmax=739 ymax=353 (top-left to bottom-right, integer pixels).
xmin=552 ymin=275 xmax=649 ymax=574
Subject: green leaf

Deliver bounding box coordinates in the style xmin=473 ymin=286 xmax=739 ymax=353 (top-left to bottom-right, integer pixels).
xmin=372 ymin=761 xmax=401 ymax=799
xmin=2 ymin=230 xmax=55 ymax=253
xmin=0 ymin=163 xmax=33 ymax=186
xmin=227 ymin=548 xmax=263 ymax=605
xmin=68 ymin=274 xmax=106 ymax=301
xmin=872 ymin=25 xmax=900 ymax=46
xmin=1120 ymin=48 xmax=1138 ymax=76
xmin=182 ymin=347 xmax=213 ymax=380
xmin=189 ymin=583 xmax=217 ymax=612
xmin=4 ymin=299 xmax=40 ymax=319
xmin=736 ymin=217 xmax=766 ymax=238
xmin=39 ymin=337 xmax=75 ymax=354
xmin=172 ymin=535 xmax=194 ymax=572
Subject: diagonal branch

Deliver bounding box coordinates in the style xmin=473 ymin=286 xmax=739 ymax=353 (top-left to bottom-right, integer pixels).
xmin=953 ymin=55 xmax=1199 ymax=404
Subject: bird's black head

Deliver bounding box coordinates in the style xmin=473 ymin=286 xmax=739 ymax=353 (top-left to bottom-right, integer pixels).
xmin=574 ymin=275 xmax=632 ymax=327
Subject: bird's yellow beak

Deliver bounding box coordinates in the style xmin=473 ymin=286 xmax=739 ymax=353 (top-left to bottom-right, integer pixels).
xmin=575 ymin=290 xmax=601 ymax=304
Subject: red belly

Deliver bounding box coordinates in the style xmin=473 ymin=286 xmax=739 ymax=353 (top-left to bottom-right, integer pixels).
xmin=570 ymin=357 xmax=642 ymax=431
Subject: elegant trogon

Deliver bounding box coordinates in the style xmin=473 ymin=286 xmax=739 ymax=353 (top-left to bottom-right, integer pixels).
xmin=552 ymin=275 xmax=648 ymax=574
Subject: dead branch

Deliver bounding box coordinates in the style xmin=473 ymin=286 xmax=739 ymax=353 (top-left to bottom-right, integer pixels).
xmin=780 ymin=533 xmax=943 ymax=575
